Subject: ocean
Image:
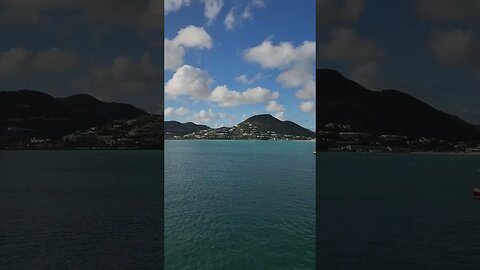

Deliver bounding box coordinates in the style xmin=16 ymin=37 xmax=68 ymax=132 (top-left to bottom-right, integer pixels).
xmin=0 ymin=150 xmax=164 ymax=269
xmin=164 ymin=140 xmax=316 ymax=269
xmin=317 ymin=152 xmax=480 ymax=270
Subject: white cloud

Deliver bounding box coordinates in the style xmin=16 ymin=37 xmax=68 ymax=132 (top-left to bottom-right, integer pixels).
xmin=193 ymin=108 xmax=219 ymax=124
xmin=299 ymin=101 xmax=315 ymax=113
xmin=235 ymin=73 xmax=263 ymax=84
xmin=224 ymin=9 xmax=235 ymax=30
xmin=319 ymin=28 xmax=383 ymax=63
xmin=175 ymin=107 xmax=190 ymax=115
xmin=245 ymin=39 xmax=316 ymax=99
xmin=202 ymin=0 xmax=224 ymax=23
xmin=0 ymin=47 xmax=77 ymax=75
xmin=252 ymin=0 xmax=266 ymax=8
xmin=172 ymin=25 xmax=213 ymax=49
xmin=241 ymin=5 xmax=252 ymax=20
xmin=164 ymin=39 xmax=185 ymax=71
xmin=166 ymin=65 xmax=278 ymax=107
xmin=295 ymin=79 xmax=315 ymax=99
xmin=265 ymin=101 xmax=285 ymax=113
xmin=275 ymin=111 xmax=285 ymax=120
xmin=164 ymin=107 xmax=175 ymax=116
xmin=351 ymin=60 xmax=378 ymax=89
xmin=165 ymin=65 xmax=212 ymax=99
xmin=244 ymin=40 xmax=316 ymax=69
xmin=430 ymin=29 xmax=474 ymax=64
xmin=319 ymin=27 xmax=383 ymax=88
xmin=164 ymin=25 xmax=213 ymax=71
xmin=223 ymin=0 xmax=265 ymax=30
xmin=266 ymin=100 xmax=287 ymax=120
xmin=210 ymin=85 xmax=279 ymax=107
xmin=276 ymin=62 xmax=313 ymax=88
xmin=165 ymin=0 xmax=191 ymax=15
xmin=165 ymin=106 xmax=190 ymax=116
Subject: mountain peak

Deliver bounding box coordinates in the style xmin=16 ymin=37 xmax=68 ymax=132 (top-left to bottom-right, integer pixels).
xmin=244 ymin=114 xmax=279 ymax=122
xmin=59 ymin=94 xmax=101 ymax=103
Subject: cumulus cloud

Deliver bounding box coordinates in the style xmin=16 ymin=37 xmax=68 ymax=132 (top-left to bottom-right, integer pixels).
xmin=244 ymin=40 xmax=315 ymax=69
xmin=351 ymin=60 xmax=379 ymax=89
xmin=276 ymin=62 xmax=313 ymax=88
xmin=165 ymin=65 xmax=212 ymax=99
xmin=274 ymin=111 xmax=285 ymax=120
xmin=319 ymin=28 xmax=383 ymax=88
xmin=164 ymin=25 xmax=213 ymax=70
xmin=317 ymin=0 xmax=364 ymax=28
xmin=165 ymin=0 xmax=191 ymax=15
xmin=72 ymin=52 xmax=163 ymax=113
xmin=319 ymin=28 xmax=383 ymax=63
xmin=173 ymin=25 xmax=213 ymax=49
xmin=193 ymin=109 xmax=217 ymax=123
xmin=244 ymin=39 xmax=316 ymax=99
xmin=415 ymin=0 xmax=480 ymax=20
xmin=265 ymin=101 xmax=285 ymax=117
xmin=299 ymin=101 xmax=315 ymax=113
xmin=164 ymin=39 xmax=185 ymax=71
xmin=166 ymin=65 xmax=278 ymax=107
xmin=210 ymin=85 xmax=279 ymax=107
xmin=0 ymin=0 xmax=164 ymax=30
xmin=295 ymin=79 xmax=316 ymax=99
xmin=31 ymin=48 xmax=77 ymax=72
xmin=165 ymin=106 xmax=190 ymax=116
xmin=202 ymin=0 xmax=224 ymax=23
xmin=88 ymin=53 xmax=160 ymax=94
xmin=235 ymin=73 xmax=263 ymax=84
xmin=0 ymin=47 xmax=77 ymax=75
xmin=430 ymin=29 xmax=475 ymax=65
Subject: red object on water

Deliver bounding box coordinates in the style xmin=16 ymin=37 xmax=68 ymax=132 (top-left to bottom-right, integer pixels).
xmin=473 ymin=187 xmax=480 ymax=199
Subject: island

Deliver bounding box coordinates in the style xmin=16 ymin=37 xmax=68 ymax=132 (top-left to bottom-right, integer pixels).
xmin=166 ymin=114 xmax=315 ymax=141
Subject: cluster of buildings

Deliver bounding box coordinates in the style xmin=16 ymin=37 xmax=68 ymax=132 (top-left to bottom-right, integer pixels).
xmin=62 ymin=116 xmax=163 ymax=149
xmin=1 ymin=115 xmax=163 ymax=150
xmin=173 ymin=124 xmax=314 ymax=141
xmin=317 ymin=122 xmax=480 ymax=153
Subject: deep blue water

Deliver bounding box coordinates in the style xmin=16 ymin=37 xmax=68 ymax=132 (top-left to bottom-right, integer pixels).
xmin=0 ymin=151 xmax=164 ymax=269
xmin=317 ymin=153 xmax=480 ymax=270
xmin=165 ymin=140 xmax=315 ymax=269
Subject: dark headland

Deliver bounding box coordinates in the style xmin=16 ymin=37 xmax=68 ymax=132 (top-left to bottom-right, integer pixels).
xmin=316 ymin=69 xmax=480 ymax=153
xmin=0 ymin=90 xmax=163 ymax=150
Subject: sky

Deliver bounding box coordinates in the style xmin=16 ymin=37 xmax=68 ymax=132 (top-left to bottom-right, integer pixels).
xmin=317 ymin=0 xmax=480 ymax=125
xmin=0 ymin=0 xmax=163 ymax=113
xmin=164 ymin=0 xmax=316 ymax=129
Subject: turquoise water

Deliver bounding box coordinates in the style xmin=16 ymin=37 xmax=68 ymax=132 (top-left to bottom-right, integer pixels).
xmin=165 ymin=140 xmax=315 ymax=269
xmin=0 ymin=151 xmax=164 ymax=269
xmin=317 ymin=153 xmax=480 ymax=270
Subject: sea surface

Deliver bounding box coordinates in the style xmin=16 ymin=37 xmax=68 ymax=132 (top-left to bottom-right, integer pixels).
xmin=317 ymin=153 xmax=480 ymax=270
xmin=164 ymin=140 xmax=315 ymax=269
xmin=0 ymin=151 xmax=164 ymax=269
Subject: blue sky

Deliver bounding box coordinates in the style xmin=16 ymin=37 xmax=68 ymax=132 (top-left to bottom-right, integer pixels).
xmin=164 ymin=0 xmax=316 ymax=129
xmin=317 ymin=0 xmax=480 ymax=124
